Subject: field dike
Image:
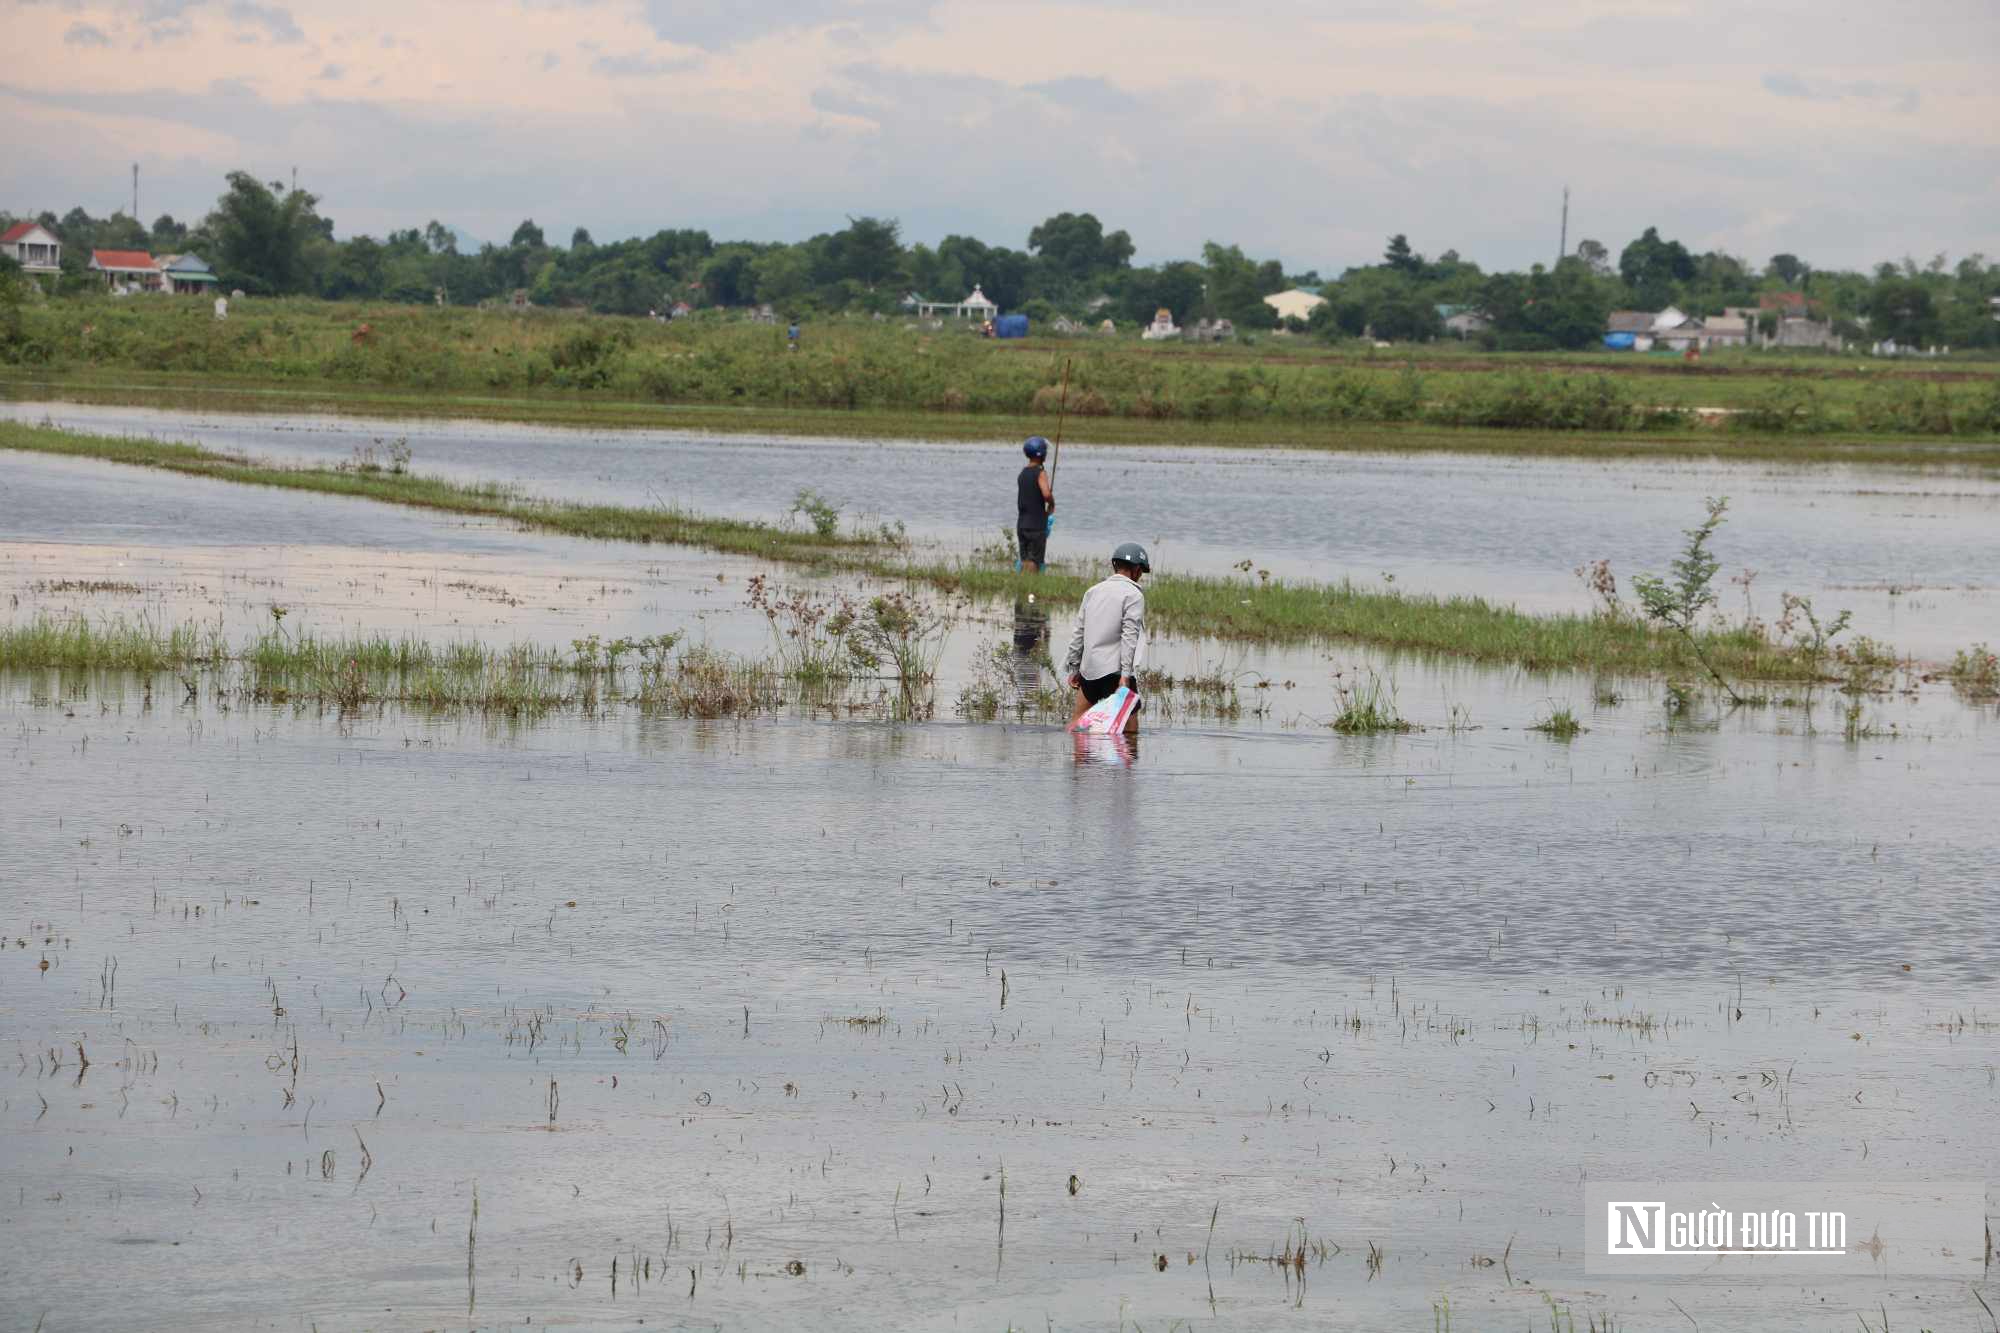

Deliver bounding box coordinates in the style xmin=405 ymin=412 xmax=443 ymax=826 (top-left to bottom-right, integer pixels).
xmin=1 ymin=419 xmax=1886 ymax=683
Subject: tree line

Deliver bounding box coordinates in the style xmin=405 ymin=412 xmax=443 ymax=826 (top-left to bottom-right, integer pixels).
xmin=5 ymin=171 xmax=1996 ymax=349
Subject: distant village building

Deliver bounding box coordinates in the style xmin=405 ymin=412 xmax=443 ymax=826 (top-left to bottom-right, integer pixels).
xmin=3 ymin=222 xmax=62 ymax=286
xmin=1437 ymin=304 xmax=1490 ymax=338
xmin=1702 ymin=309 xmax=1753 ymax=348
xmin=158 ymin=253 xmax=220 ymax=295
xmin=89 ymin=249 xmax=163 ymax=292
xmin=1141 ymin=307 xmax=1180 ymax=340
xmin=751 ymin=303 xmax=776 ymax=324
xmin=1098 ymin=319 xmax=1116 ymax=335
xmin=911 ymin=285 xmax=1000 ymax=320
xmin=667 ymin=301 xmax=693 ymax=319
xmin=1262 ymin=288 xmax=1326 ymax=324
xmin=1758 ymin=292 xmax=1839 ymax=349
xmin=1084 ymin=295 xmax=1114 ymax=315
xmin=1189 ymin=317 xmax=1235 ymax=343
xmin=1049 ymin=315 xmax=1082 ymax=335
xmin=1605 ymin=310 xmax=1656 ymax=351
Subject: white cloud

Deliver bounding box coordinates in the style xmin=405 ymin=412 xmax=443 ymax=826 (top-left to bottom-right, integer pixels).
xmin=224 ymin=1 xmax=303 ymax=43
xmin=1 ymin=0 xmax=1993 ymax=271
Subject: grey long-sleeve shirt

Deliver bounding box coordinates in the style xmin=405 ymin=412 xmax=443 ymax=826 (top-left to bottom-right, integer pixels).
xmin=1065 ymin=573 xmax=1146 ymax=681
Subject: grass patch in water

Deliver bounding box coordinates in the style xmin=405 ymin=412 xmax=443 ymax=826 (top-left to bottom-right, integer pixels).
xmin=1 ymin=421 xmax=1877 ymax=681
xmin=1529 ymin=703 xmax=1586 ymax=739
xmin=1329 ymin=668 xmax=1414 ymax=733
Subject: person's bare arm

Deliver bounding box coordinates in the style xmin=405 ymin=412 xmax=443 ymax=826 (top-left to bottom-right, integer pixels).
xmin=1039 ymin=470 xmax=1054 ymax=514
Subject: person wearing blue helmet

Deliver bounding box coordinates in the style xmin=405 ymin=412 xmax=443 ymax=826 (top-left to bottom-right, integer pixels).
xmin=1015 ymin=436 xmax=1055 ymax=573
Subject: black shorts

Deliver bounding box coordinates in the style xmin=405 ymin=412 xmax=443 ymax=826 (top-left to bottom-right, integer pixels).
xmin=1017 ymin=527 xmax=1047 ymax=566
xmin=1079 ymin=670 xmax=1123 ymax=704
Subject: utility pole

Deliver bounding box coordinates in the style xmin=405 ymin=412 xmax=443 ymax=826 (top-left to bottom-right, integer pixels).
xmin=291 ymin=165 xmax=298 ymax=194
xmin=1557 ymin=185 xmax=1569 ymax=269
xmin=132 ymin=163 xmax=139 ymax=221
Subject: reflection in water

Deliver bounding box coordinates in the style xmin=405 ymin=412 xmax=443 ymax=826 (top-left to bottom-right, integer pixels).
xmin=1010 ymin=593 xmax=1051 ymax=700
xmin=1072 ymin=730 xmax=1138 ymax=769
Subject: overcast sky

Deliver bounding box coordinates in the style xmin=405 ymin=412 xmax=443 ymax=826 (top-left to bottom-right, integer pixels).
xmin=5 ymin=0 xmax=1995 ymax=275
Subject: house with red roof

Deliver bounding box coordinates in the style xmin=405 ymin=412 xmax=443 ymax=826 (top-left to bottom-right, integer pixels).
xmin=3 ymin=221 xmax=62 ymax=286
xmin=89 ymin=248 xmax=164 ymax=292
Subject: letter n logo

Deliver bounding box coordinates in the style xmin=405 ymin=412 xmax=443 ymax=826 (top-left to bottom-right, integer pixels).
xmin=1608 ymin=1202 xmax=1666 ymax=1254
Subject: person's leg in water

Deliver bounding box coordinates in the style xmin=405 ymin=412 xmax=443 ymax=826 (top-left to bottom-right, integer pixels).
xmin=1070 ymin=669 xmax=1120 ymax=728
xmin=1018 ymin=526 xmax=1046 ymax=575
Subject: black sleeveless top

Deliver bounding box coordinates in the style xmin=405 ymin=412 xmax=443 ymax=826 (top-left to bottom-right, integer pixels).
xmin=1017 ymin=465 xmax=1046 ymax=530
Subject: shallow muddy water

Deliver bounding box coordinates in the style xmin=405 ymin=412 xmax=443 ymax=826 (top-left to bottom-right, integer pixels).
xmin=3 ymin=700 xmax=1998 ymax=1332
xmin=7 ymin=401 xmax=1998 ymax=659
xmin=3 ymin=406 xmax=1998 ymax=1331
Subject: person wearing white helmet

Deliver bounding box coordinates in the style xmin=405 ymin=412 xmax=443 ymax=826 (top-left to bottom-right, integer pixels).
xmin=1064 ymin=542 xmax=1149 ymax=733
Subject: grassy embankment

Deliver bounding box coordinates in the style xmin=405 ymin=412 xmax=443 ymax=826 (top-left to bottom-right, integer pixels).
xmin=0 ymin=612 xmax=755 ymax=715
xmin=4 ymin=296 xmax=1998 ymax=461
xmin=0 ymin=420 xmax=1862 ymax=681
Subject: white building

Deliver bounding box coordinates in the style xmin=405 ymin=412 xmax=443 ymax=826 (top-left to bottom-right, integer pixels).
xmin=1262 ymin=288 xmax=1326 ymax=323
xmin=1141 ymin=306 xmax=1180 ymax=340
xmin=88 ymin=248 xmax=163 ymax=292
xmin=912 ymin=285 xmax=999 ymax=320
xmin=3 ymin=222 xmax=62 ymax=285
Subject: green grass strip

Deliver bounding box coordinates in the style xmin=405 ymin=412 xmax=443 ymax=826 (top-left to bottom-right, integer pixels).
xmin=0 ymin=419 xmax=1853 ymax=680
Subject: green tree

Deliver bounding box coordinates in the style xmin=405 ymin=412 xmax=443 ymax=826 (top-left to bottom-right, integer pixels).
xmin=826 ymin=216 xmax=904 ymax=289
xmin=1367 ymin=288 xmax=1441 ymax=341
xmin=751 ymin=244 xmax=813 ymax=310
xmin=205 ymin=171 xmax=326 ymax=293
xmin=1121 ymin=261 xmax=1207 ymax=325
xmin=1027 ymin=211 xmax=1133 ymax=286
xmin=509 ymin=220 xmax=546 ymax=249
xmin=1200 ymin=241 xmax=1282 ymax=328
xmin=150 ymin=214 xmax=189 ymax=250
xmin=1865 ymin=277 xmax=1939 ymax=346
xmin=937 ymin=234 xmax=1029 ymax=309
xmin=1618 ymin=226 xmax=1695 ymax=306
xmin=321 ymin=234 xmax=387 ymax=299
xmin=1383 ymin=233 xmax=1422 ymax=275
xmin=1767 ymin=253 xmax=1808 ymax=286
xmin=700 ymin=244 xmax=759 ymax=306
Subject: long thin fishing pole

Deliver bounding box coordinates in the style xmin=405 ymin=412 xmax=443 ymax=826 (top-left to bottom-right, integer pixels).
xmin=1049 ymin=357 xmax=1073 ymax=480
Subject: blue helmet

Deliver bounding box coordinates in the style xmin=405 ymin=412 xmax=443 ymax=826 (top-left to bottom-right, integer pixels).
xmin=1023 ymin=436 xmax=1049 ymax=461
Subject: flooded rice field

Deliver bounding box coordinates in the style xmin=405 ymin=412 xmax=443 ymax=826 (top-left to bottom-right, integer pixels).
xmin=3 ymin=418 xmax=1998 ymax=1331
xmin=6 ymin=400 xmax=1998 ymax=659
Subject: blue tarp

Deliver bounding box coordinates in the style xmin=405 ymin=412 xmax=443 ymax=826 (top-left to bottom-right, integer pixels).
xmin=994 ymin=314 xmax=1029 ymax=339
xmin=1602 ymin=332 xmax=1636 ymax=350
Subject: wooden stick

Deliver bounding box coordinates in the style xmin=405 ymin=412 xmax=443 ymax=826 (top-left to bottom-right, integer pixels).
xmin=1048 ymin=358 xmax=1073 ymax=480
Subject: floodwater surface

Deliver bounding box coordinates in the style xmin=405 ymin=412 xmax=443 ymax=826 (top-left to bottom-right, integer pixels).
xmin=2 ymin=405 xmax=1998 ymax=1332
xmin=6 ymin=401 xmax=1997 ymax=658
xmin=3 ymin=702 xmax=1998 ymax=1332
